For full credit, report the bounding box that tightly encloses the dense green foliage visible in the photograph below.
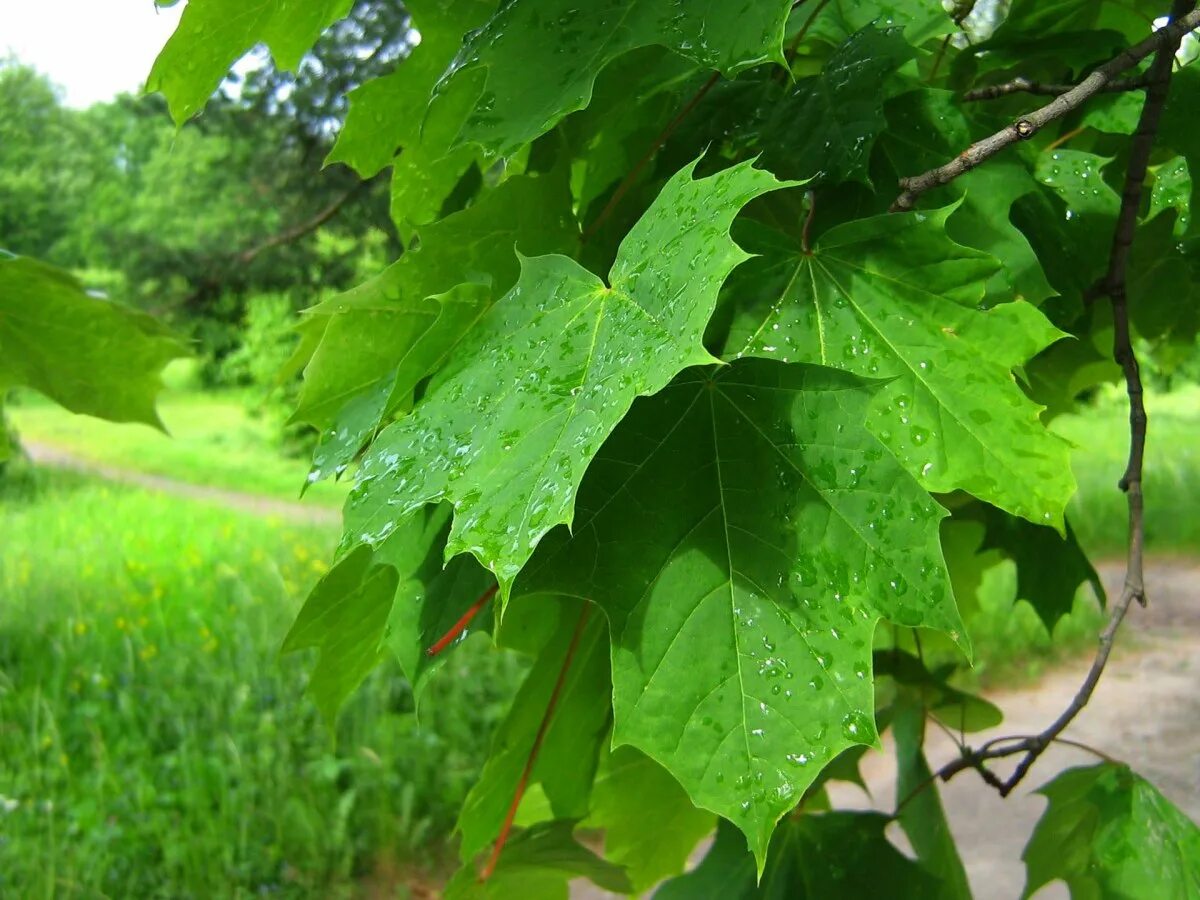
[138,0,1200,895]
[4,0,1200,896]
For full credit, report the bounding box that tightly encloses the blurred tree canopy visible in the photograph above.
[0,0,413,378]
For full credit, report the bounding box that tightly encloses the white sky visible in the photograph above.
[1,0,184,107]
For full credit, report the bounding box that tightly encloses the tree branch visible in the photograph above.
[906,0,1192,800]
[964,74,1150,101]
[890,8,1200,211]
[237,182,366,265]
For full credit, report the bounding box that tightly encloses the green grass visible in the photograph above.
[1055,383,1200,557]
[7,388,350,508]
[0,465,522,898]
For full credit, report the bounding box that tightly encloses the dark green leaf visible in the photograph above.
[880,89,1056,305]
[517,360,966,866]
[1160,68,1200,239]
[894,699,972,900]
[326,0,495,179]
[429,0,794,154]
[1023,763,1200,899]
[280,544,399,725]
[282,504,493,722]
[757,26,913,186]
[972,503,1105,632]
[582,746,716,892]
[456,600,610,863]
[656,812,942,898]
[446,819,633,899]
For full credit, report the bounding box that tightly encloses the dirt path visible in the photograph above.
[24,441,340,525]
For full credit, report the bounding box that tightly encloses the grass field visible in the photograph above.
[0,466,522,898]
[7,387,350,509]
[1055,383,1200,557]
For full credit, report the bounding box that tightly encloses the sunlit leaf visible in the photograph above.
[148,0,354,122]
[723,206,1074,529]
[341,160,791,591]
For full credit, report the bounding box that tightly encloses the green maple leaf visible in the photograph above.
[723,206,1075,529]
[326,0,495,178]
[0,255,185,448]
[803,0,955,47]
[282,503,493,723]
[1160,68,1200,239]
[280,544,398,725]
[971,503,1105,632]
[893,698,973,900]
[1146,157,1191,235]
[429,0,794,154]
[581,746,715,892]
[656,812,941,898]
[293,170,577,480]
[516,360,966,866]
[341,160,792,591]
[757,25,913,187]
[1023,763,1200,899]
[880,89,1056,305]
[147,0,353,122]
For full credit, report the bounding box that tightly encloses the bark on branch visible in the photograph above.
[906,0,1194,801]
[964,74,1150,101]
[891,8,1200,211]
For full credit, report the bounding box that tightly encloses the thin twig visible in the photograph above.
[479,604,591,881]
[903,0,1192,802]
[425,585,497,658]
[581,72,720,244]
[964,74,1150,101]
[890,8,1200,211]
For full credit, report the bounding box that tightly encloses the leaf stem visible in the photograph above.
[479,603,592,881]
[800,190,816,254]
[425,585,497,658]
